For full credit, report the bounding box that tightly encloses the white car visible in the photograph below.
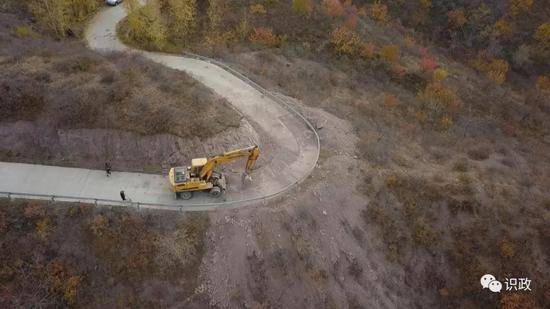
[106,0,123,6]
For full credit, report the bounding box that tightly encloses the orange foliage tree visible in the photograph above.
[344,11,358,30]
[249,27,281,48]
[473,54,510,85]
[370,0,389,23]
[420,55,438,72]
[494,19,513,38]
[330,26,360,55]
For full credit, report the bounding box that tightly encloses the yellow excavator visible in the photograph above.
[168,145,260,200]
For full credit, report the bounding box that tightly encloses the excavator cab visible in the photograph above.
[190,158,207,177]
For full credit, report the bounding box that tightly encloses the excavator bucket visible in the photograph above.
[242,172,253,186]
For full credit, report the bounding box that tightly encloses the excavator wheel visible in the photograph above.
[210,186,222,198]
[176,191,193,200]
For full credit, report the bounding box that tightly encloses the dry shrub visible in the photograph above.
[358,42,376,59]
[509,0,534,16]
[36,217,54,240]
[536,75,550,93]
[499,239,515,258]
[494,19,514,38]
[0,71,45,121]
[155,220,203,269]
[433,68,448,82]
[344,12,359,30]
[292,0,313,15]
[323,0,344,17]
[64,276,82,304]
[391,64,407,77]
[330,26,360,56]
[24,202,46,218]
[89,214,108,237]
[249,27,281,48]
[0,209,6,235]
[419,0,432,9]
[380,44,400,63]
[439,116,453,131]
[418,82,460,113]
[47,259,67,290]
[205,30,236,48]
[413,218,438,246]
[534,23,550,43]
[234,18,250,41]
[420,55,438,72]
[384,93,399,108]
[472,54,510,85]
[370,0,389,23]
[467,146,492,161]
[447,9,466,28]
[13,25,31,38]
[500,292,537,309]
[404,36,416,48]
[249,3,267,15]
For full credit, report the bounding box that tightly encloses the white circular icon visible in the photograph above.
[480,274,496,289]
[489,280,502,293]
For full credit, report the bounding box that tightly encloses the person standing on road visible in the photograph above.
[105,162,112,177]
[120,190,126,201]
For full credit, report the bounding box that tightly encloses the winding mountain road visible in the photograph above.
[0,5,319,210]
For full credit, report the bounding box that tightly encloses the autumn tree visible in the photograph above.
[473,54,510,85]
[358,42,376,59]
[165,0,197,41]
[68,0,100,22]
[494,18,513,38]
[27,0,70,37]
[534,23,550,44]
[370,1,389,23]
[380,44,399,63]
[330,26,360,56]
[205,0,227,34]
[124,0,166,49]
[249,28,281,48]
[486,59,510,85]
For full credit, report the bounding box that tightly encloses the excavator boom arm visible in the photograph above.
[199,145,260,180]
